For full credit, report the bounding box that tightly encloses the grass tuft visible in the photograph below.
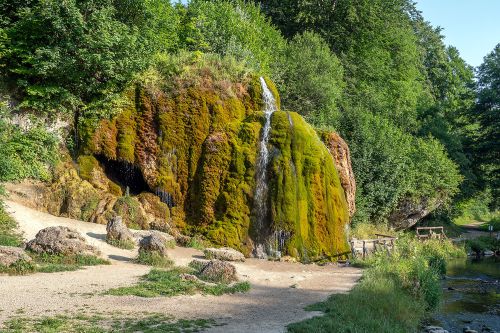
[136,251,173,267]
[106,267,250,297]
[107,238,136,250]
[2,313,216,333]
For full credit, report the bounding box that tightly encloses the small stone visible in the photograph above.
[483,250,494,256]
[204,247,245,262]
[0,246,32,267]
[424,326,448,333]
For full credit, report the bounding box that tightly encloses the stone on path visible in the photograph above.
[204,247,245,262]
[0,246,32,267]
[106,216,134,243]
[198,260,238,283]
[26,226,98,255]
[138,232,169,256]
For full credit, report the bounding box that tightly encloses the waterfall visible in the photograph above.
[253,77,278,258]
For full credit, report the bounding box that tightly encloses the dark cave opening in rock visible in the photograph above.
[96,156,150,195]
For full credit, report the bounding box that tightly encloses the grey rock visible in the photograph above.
[0,246,32,267]
[198,259,238,284]
[204,247,245,262]
[106,216,134,242]
[423,326,449,333]
[134,230,174,245]
[26,226,98,255]
[139,232,168,256]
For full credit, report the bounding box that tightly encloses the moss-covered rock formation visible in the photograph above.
[74,61,350,260]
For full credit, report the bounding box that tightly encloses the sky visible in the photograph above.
[415,0,500,67]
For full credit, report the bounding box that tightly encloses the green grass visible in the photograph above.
[288,235,466,333]
[478,215,500,232]
[0,205,22,247]
[31,253,110,273]
[0,252,110,275]
[107,238,136,250]
[136,250,174,267]
[1,313,216,333]
[106,267,250,297]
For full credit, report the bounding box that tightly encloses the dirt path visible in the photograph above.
[0,200,362,333]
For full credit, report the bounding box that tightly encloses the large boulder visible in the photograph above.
[0,246,32,267]
[106,216,134,242]
[138,232,169,257]
[389,196,444,230]
[26,226,98,255]
[198,260,238,284]
[204,247,245,262]
[320,131,357,218]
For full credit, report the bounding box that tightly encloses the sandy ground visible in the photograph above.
[0,200,362,333]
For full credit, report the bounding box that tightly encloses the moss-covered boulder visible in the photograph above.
[77,64,350,260]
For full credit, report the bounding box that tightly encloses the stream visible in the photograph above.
[431,257,500,332]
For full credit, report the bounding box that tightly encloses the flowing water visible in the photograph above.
[431,257,500,332]
[253,77,278,257]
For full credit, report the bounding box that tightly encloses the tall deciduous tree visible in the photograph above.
[474,43,500,207]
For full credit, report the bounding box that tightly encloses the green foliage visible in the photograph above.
[2,313,215,333]
[106,267,250,297]
[342,110,462,224]
[466,236,500,254]
[182,0,286,78]
[473,43,500,208]
[279,31,344,125]
[0,109,58,182]
[0,203,22,247]
[289,236,466,332]
[0,0,148,115]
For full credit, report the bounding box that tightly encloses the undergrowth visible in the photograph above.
[288,235,466,333]
[106,267,250,297]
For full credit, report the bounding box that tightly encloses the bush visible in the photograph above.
[0,111,59,182]
[0,202,22,247]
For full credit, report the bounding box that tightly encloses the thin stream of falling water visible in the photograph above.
[253,77,278,257]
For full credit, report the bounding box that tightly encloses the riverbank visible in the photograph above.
[288,236,466,332]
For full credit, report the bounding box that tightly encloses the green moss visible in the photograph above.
[79,68,349,260]
[113,196,148,229]
[268,111,350,260]
[76,155,99,182]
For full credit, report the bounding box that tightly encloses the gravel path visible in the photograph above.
[0,200,362,333]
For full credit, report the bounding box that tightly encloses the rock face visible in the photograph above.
[389,196,443,230]
[320,131,356,218]
[106,216,134,243]
[0,246,32,267]
[26,226,98,255]
[198,260,238,283]
[73,66,351,260]
[204,247,245,262]
[138,233,168,257]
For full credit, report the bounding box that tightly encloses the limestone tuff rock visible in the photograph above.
[77,71,351,260]
[198,259,238,284]
[0,246,32,267]
[106,216,134,243]
[138,232,169,257]
[389,195,444,230]
[134,230,174,245]
[204,247,245,262]
[320,131,356,218]
[26,226,98,255]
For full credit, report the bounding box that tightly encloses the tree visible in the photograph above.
[474,43,500,207]
[0,0,148,117]
[280,31,344,125]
